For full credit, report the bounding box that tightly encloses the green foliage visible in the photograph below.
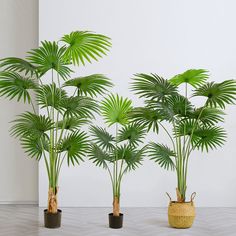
[149,143,176,170]
[61,96,98,118]
[36,83,67,110]
[193,80,236,109]
[0,71,38,103]
[187,107,225,125]
[61,31,111,65]
[129,107,159,132]
[10,112,53,138]
[63,74,113,97]
[101,94,132,126]
[0,57,37,76]
[131,73,177,100]
[57,117,88,131]
[118,123,146,146]
[192,126,227,152]
[27,41,72,79]
[90,126,115,151]
[170,69,209,87]
[88,144,111,169]
[21,135,49,160]
[59,131,89,165]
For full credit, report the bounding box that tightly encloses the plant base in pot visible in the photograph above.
[167,192,196,229]
[109,213,123,229]
[44,209,62,228]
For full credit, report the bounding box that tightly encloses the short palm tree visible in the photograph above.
[131,70,236,202]
[88,94,147,217]
[0,31,112,215]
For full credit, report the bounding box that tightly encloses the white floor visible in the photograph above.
[0,206,235,236]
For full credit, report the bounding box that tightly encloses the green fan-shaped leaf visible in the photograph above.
[61,96,98,118]
[61,31,111,66]
[59,131,89,165]
[193,80,236,109]
[90,126,115,151]
[10,112,54,138]
[170,69,209,87]
[187,107,225,125]
[175,119,198,137]
[101,94,132,126]
[131,73,177,100]
[149,143,176,170]
[118,123,146,146]
[0,71,38,103]
[192,126,227,152]
[63,74,113,97]
[0,57,37,76]
[56,117,89,131]
[88,144,111,169]
[129,107,160,133]
[36,83,67,110]
[21,135,49,160]
[27,41,72,79]
[116,145,144,171]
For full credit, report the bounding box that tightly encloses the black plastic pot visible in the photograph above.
[108,213,123,229]
[44,209,62,228]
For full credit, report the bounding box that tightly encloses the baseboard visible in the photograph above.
[0,201,38,205]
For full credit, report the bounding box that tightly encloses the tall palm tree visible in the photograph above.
[131,70,236,202]
[88,94,147,217]
[0,31,112,215]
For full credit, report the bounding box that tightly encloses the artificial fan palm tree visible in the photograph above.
[0,30,112,228]
[131,70,236,203]
[88,94,146,228]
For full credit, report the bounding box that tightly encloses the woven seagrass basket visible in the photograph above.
[167,192,196,229]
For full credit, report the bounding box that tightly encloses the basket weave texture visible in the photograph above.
[168,201,195,228]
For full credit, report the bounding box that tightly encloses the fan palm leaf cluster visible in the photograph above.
[131,69,236,202]
[88,94,147,216]
[0,30,112,213]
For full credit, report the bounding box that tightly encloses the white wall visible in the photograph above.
[0,0,38,203]
[39,0,236,207]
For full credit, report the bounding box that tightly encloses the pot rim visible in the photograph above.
[169,201,194,204]
[44,209,62,214]
[108,213,123,217]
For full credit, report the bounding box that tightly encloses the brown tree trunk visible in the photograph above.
[113,196,120,216]
[47,187,58,213]
[176,188,184,202]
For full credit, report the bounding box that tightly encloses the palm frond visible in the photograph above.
[0,57,37,76]
[27,41,72,79]
[175,119,198,137]
[90,126,115,151]
[57,117,89,131]
[0,71,38,103]
[21,135,49,160]
[63,74,113,97]
[170,69,209,87]
[61,31,111,66]
[59,131,88,165]
[128,107,160,132]
[116,145,144,171]
[131,73,177,100]
[36,83,67,110]
[101,94,132,126]
[118,123,146,146]
[187,107,225,125]
[148,143,176,170]
[88,144,111,169]
[61,96,98,118]
[10,112,53,138]
[193,80,236,109]
[192,126,227,152]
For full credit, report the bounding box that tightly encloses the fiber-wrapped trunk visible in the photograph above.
[176,188,185,202]
[48,187,58,213]
[113,196,120,216]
